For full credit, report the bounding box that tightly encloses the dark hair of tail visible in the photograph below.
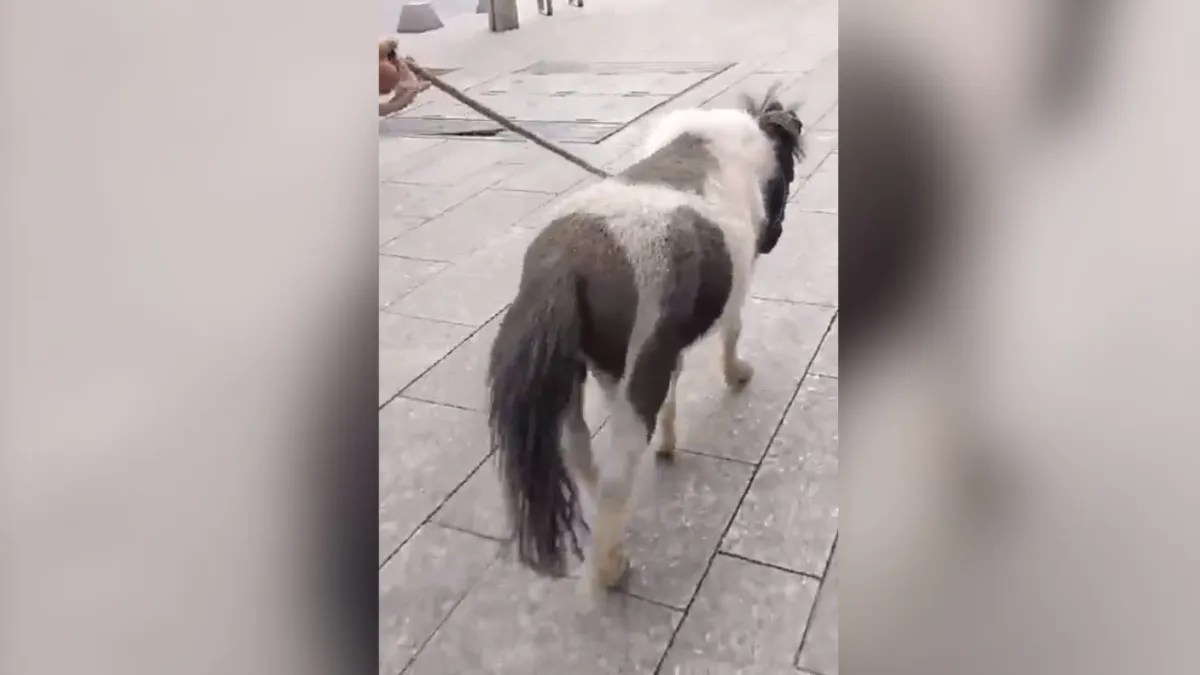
[487,269,584,576]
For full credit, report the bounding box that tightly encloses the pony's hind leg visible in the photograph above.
[589,397,651,590]
[654,363,682,460]
[589,344,680,590]
[562,366,597,498]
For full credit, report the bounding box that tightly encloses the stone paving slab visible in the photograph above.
[792,153,838,214]
[379,398,492,564]
[817,104,839,132]
[431,457,509,541]
[382,188,553,262]
[379,137,447,176]
[379,255,447,310]
[379,524,498,675]
[699,72,804,111]
[623,452,756,609]
[494,158,591,194]
[405,561,681,675]
[669,298,834,463]
[796,547,839,675]
[379,212,426,248]
[811,318,838,378]
[723,377,839,576]
[658,554,819,674]
[482,70,720,97]
[751,211,839,306]
[793,52,840,128]
[379,313,473,405]
[387,226,537,326]
[794,129,839,186]
[377,175,503,219]
[384,140,524,186]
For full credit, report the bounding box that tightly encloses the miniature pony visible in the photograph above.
[487,91,803,590]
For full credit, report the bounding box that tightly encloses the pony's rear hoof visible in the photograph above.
[595,547,631,589]
[655,432,678,461]
[724,359,755,389]
[576,548,631,606]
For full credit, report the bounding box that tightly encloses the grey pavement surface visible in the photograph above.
[379,0,838,672]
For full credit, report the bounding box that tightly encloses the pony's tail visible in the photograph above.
[487,266,584,576]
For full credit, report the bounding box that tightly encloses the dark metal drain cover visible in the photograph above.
[381,61,733,144]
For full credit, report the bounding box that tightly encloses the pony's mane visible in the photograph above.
[740,84,805,160]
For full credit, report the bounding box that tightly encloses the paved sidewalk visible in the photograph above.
[379,1,837,672]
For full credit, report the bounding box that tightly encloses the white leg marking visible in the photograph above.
[561,377,597,500]
[655,365,682,459]
[722,311,754,388]
[588,398,648,591]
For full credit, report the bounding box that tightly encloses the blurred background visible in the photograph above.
[842,1,1200,673]
[378,0,479,33]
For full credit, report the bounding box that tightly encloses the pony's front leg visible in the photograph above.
[721,311,754,388]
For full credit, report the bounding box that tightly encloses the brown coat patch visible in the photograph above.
[619,133,718,195]
[522,212,639,380]
[626,208,733,433]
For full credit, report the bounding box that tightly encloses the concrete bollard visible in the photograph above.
[397,1,444,33]
[489,0,519,32]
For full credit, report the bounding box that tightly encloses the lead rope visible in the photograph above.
[405,62,613,179]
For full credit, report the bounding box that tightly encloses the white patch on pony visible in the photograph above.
[637,107,775,290]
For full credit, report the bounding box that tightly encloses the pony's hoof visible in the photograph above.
[595,547,630,589]
[655,432,677,460]
[724,359,754,389]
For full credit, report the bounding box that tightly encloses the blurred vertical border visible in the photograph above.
[841,1,1200,674]
[0,0,380,673]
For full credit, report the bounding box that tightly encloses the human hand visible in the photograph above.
[378,39,400,63]
[389,80,430,103]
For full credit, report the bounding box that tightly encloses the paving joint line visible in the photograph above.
[379,262,458,311]
[379,309,478,329]
[749,296,837,309]
[675,447,757,467]
[716,549,823,582]
[652,311,838,674]
[434,520,510,544]
[378,303,510,411]
[380,449,498,570]
[598,60,761,150]
[379,182,566,309]
[398,548,505,675]
[427,447,506,536]
[616,588,688,614]
[379,252,453,264]
[381,167,510,228]
[789,147,836,197]
[794,533,837,669]
[692,60,771,109]
[396,394,478,412]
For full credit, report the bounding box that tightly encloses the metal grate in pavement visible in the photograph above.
[382,60,733,144]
